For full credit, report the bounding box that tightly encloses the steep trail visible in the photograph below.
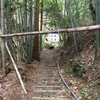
[31,49,74,100]
[1,49,77,100]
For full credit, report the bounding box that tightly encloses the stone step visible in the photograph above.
[39,78,60,81]
[37,82,63,86]
[37,83,63,86]
[39,77,66,80]
[32,97,68,100]
[34,89,65,93]
[34,86,63,88]
[34,86,64,90]
[32,92,62,97]
[37,79,62,83]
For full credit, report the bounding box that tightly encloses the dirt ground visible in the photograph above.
[0,47,100,100]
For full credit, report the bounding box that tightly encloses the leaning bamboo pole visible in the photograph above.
[5,42,27,94]
[1,0,6,76]
[0,24,100,38]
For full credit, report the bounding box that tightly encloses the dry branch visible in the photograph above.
[0,25,100,37]
[5,42,27,94]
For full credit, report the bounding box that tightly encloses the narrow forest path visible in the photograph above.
[1,47,99,100]
[31,49,74,100]
[2,49,79,100]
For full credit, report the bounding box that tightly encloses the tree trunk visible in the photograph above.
[33,0,40,61]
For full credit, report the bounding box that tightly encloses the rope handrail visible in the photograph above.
[56,61,79,100]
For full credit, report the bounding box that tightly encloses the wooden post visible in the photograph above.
[1,0,6,76]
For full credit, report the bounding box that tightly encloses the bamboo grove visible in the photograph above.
[0,0,100,76]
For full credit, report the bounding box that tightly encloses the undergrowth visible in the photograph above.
[69,59,86,77]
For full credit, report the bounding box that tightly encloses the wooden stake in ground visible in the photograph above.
[1,0,6,76]
[5,42,27,94]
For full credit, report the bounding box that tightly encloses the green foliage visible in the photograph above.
[92,79,100,86]
[28,65,36,70]
[90,63,96,70]
[69,0,92,26]
[43,0,67,29]
[5,0,95,55]
[2,0,99,63]
[4,0,35,63]
[81,88,89,100]
[92,73,100,86]
[65,0,84,54]
[97,92,100,99]
[42,43,52,49]
[69,59,85,77]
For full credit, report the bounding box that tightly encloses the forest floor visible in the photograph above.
[0,46,100,100]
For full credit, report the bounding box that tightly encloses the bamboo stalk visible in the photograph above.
[5,42,27,94]
[0,25,100,38]
[95,0,100,59]
[1,0,6,76]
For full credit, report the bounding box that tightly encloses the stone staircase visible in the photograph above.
[32,68,73,100]
[31,50,74,100]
